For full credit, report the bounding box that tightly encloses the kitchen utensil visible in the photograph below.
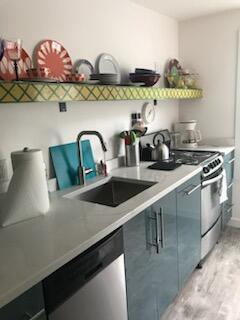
[49,140,96,190]
[0,44,32,81]
[96,53,121,84]
[134,127,147,136]
[130,131,137,144]
[125,140,140,167]
[0,148,49,227]
[148,160,181,171]
[129,73,160,87]
[153,133,170,161]
[35,40,72,81]
[153,130,171,149]
[75,59,94,80]
[119,130,129,139]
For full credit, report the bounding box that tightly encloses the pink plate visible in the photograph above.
[35,40,72,81]
[0,48,32,81]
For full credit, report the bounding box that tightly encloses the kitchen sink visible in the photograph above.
[65,177,156,207]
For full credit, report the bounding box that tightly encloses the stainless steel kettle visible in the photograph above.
[153,133,170,161]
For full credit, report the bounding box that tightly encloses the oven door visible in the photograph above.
[201,172,223,236]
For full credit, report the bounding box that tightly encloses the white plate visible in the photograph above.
[97,53,121,84]
[75,59,94,80]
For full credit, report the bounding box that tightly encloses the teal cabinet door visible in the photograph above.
[123,191,178,320]
[0,283,46,320]
[152,191,179,318]
[177,174,201,289]
[123,207,158,320]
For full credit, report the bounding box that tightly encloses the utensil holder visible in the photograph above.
[125,141,140,167]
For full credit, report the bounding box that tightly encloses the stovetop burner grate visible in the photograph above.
[171,150,218,165]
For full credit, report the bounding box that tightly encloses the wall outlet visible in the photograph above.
[0,159,8,182]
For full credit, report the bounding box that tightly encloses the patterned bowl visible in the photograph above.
[65,73,85,83]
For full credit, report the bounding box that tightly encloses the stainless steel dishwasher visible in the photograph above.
[43,228,128,320]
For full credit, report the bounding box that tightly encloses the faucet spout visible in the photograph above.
[76,131,107,185]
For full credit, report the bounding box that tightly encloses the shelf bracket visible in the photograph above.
[59,102,67,112]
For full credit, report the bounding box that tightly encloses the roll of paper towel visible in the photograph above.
[0,148,49,227]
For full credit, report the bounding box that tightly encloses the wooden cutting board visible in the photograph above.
[49,140,96,190]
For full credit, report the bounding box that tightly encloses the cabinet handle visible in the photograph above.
[155,211,161,254]
[24,309,45,320]
[184,184,201,196]
[159,208,165,249]
[148,214,160,253]
[228,158,235,164]
[227,204,234,213]
[228,182,234,189]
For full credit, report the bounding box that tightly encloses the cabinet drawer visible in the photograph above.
[0,283,46,320]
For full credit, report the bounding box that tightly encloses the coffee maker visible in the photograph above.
[174,120,202,148]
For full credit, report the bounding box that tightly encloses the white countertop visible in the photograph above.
[0,162,202,308]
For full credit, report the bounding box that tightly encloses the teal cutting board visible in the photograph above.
[49,140,96,190]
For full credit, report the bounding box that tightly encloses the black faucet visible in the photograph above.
[76,131,107,185]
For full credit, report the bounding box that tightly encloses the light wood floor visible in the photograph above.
[162,227,240,320]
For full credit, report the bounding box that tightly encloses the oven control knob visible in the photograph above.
[214,160,218,166]
[209,163,214,169]
[203,167,210,174]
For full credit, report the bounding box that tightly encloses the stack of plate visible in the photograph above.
[90,73,119,85]
[91,53,121,85]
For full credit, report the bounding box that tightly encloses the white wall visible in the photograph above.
[0,0,179,180]
[179,10,240,225]
[179,10,240,139]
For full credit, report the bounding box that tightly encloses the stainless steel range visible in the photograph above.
[172,150,224,261]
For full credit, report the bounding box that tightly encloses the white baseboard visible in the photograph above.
[228,218,240,228]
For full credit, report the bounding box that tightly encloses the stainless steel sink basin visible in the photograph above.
[65,177,156,207]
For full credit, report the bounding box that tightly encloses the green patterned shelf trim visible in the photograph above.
[0,81,203,103]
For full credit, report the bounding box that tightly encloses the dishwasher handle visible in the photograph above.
[24,309,45,320]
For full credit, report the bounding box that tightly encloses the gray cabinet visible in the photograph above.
[177,174,201,288]
[222,151,235,229]
[0,283,46,320]
[123,190,178,320]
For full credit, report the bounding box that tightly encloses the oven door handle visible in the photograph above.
[202,174,223,187]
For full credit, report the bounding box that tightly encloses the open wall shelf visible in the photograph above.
[0,81,203,103]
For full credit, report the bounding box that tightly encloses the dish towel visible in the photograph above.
[220,169,228,204]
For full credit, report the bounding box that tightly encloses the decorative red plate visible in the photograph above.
[35,40,72,81]
[0,48,32,80]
